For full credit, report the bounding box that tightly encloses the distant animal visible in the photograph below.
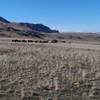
[41,40,49,43]
[51,39,58,43]
[27,40,33,42]
[68,41,71,44]
[34,40,49,43]
[61,40,66,43]
[34,40,39,43]
[12,39,21,42]
[21,40,27,42]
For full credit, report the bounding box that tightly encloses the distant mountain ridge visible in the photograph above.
[0,16,59,38]
[0,16,10,23]
[19,23,59,33]
[0,16,100,40]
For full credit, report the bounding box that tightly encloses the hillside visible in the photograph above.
[0,16,59,38]
[0,16,100,41]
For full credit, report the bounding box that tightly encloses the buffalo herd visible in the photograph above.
[12,39,67,43]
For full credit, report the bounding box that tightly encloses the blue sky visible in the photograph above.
[0,0,100,32]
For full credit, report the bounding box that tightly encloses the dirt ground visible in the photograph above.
[0,38,100,100]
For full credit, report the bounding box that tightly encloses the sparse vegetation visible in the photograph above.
[0,42,100,100]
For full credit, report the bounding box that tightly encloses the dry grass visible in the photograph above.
[0,43,100,100]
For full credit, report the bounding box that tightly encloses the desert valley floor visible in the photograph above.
[0,38,100,100]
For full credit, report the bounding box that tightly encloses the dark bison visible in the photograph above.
[27,40,33,42]
[39,40,49,43]
[61,40,66,43]
[21,40,27,42]
[68,41,71,44]
[51,40,58,43]
[34,40,40,43]
[42,40,49,43]
[12,39,21,42]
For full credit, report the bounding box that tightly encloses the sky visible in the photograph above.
[0,0,100,32]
